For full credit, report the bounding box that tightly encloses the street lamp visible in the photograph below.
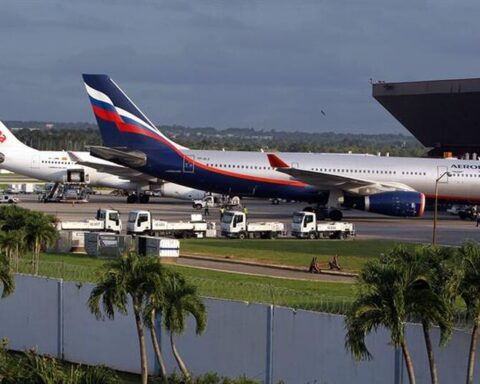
[432,171,452,246]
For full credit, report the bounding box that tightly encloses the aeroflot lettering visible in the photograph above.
[451,164,480,169]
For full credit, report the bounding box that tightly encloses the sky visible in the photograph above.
[1,0,480,133]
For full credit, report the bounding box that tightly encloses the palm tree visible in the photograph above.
[345,260,443,384]
[0,230,26,272]
[161,272,207,381]
[24,213,57,275]
[88,253,165,384]
[143,275,168,382]
[458,241,480,384]
[383,246,459,384]
[0,254,14,298]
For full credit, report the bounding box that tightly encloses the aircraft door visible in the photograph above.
[183,155,195,173]
[31,153,40,169]
[437,166,449,183]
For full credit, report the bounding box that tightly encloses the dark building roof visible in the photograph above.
[373,78,480,156]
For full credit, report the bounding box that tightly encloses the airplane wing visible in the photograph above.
[67,151,156,183]
[267,153,416,195]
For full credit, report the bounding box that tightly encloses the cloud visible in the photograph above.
[0,0,479,133]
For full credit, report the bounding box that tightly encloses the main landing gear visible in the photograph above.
[126,193,150,204]
[302,206,343,221]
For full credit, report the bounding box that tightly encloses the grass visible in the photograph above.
[180,238,415,272]
[16,253,357,313]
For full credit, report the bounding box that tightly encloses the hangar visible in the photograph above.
[373,78,480,158]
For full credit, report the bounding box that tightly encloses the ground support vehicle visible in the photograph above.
[0,194,18,204]
[56,209,122,233]
[127,210,213,238]
[291,211,355,239]
[458,205,478,220]
[220,211,284,239]
[193,195,241,210]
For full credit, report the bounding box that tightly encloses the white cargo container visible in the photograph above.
[137,236,180,260]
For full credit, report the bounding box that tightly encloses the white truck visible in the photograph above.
[127,210,211,238]
[220,211,285,239]
[56,209,122,233]
[193,195,241,210]
[291,211,355,239]
[0,194,19,204]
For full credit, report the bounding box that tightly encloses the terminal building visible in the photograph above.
[373,77,480,158]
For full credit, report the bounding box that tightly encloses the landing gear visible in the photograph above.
[303,206,343,221]
[127,194,138,204]
[329,209,343,221]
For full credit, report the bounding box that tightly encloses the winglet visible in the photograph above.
[267,153,290,168]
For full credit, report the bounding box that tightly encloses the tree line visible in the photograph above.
[5,121,425,156]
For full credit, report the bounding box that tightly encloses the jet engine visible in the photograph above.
[343,191,425,217]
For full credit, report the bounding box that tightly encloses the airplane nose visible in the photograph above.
[0,153,5,164]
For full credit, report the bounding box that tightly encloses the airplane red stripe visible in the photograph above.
[92,105,307,187]
[424,193,480,201]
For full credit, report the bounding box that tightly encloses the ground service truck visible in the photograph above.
[220,211,285,239]
[127,210,211,238]
[56,209,122,233]
[291,211,355,239]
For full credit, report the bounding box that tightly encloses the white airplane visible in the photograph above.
[82,74,480,220]
[0,122,210,204]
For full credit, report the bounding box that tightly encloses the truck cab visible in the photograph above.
[221,211,246,237]
[96,209,122,233]
[292,211,316,237]
[127,210,151,234]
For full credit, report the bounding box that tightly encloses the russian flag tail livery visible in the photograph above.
[82,74,186,153]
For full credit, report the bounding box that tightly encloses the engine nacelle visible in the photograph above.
[343,191,425,217]
[159,183,207,201]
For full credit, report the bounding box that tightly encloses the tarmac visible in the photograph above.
[15,193,480,246]
[12,193,480,282]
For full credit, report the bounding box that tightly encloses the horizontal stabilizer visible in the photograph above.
[89,146,147,168]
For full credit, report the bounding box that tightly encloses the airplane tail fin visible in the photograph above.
[0,122,31,150]
[82,74,186,154]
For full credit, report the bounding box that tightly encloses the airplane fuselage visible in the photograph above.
[139,148,480,203]
[1,149,139,190]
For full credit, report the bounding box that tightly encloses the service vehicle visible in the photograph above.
[458,205,478,220]
[127,210,210,238]
[56,208,122,233]
[0,194,19,204]
[220,211,284,239]
[291,211,355,239]
[193,195,241,210]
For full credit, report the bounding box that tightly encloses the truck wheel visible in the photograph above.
[238,232,246,240]
[193,203,202,210]
[308,231,317,240]
[272,199,280,205]
[140,195,150,204]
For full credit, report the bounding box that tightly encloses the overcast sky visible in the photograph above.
[1,0,480,133]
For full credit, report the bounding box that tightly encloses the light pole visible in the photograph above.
[432,171,451,246]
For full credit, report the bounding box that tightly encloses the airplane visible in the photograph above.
[0,122,211,204]
[82,74,480,220]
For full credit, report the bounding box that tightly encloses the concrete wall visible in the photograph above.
[1,274,479,383]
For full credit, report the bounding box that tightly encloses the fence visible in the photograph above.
[0,274,478,383]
